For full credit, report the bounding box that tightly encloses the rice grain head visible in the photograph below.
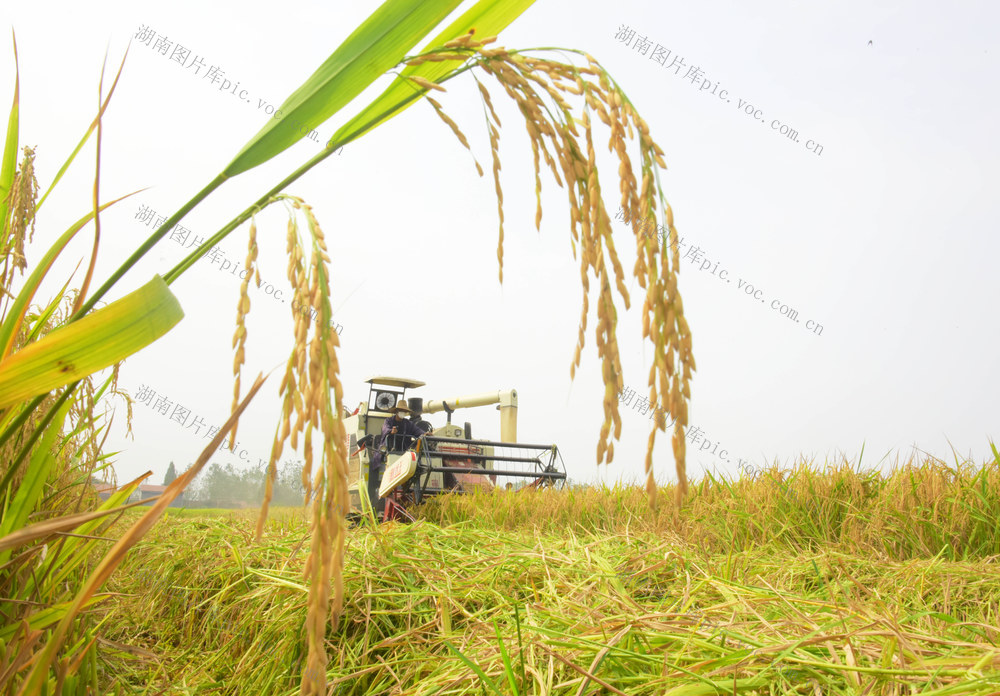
[2,146,39,290]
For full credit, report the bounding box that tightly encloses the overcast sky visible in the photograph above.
[4,0,998,489]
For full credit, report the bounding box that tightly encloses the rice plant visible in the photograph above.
[0,0,697,692]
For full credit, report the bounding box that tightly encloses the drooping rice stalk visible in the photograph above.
[405,36,694,507]
[214,195,349,695]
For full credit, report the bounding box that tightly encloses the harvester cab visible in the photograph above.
[343,376,567,522]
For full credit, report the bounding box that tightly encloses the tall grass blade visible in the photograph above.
[0,384,76,496]
[445,640,506,696]
[34,46,129,213]
[514,602,527,693]
[0,30,18,239]
[0,398,70,566]
[0,497,149,554]
[494,618,520,696]
[73,51,110,315]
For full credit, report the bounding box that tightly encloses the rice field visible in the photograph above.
[0,10,718,691]
[96,454,1000,695]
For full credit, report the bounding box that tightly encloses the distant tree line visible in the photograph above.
[180,460,306,508]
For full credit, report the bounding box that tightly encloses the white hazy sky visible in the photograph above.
[3,0,998,488]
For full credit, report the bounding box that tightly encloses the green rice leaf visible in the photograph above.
[35,46,129,213]
[0,192,138,360]
[445,640,506,695]
[494,618,520,696]
[331,0,536,146]
[0,276,183,409]
[0,31,19,240]
[0,398,70,566]
[223,0,464,176]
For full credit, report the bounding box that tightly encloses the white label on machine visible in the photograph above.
[379,451,417,498]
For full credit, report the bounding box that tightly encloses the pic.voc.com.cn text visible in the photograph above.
[614,208,825,338]
[613,24,825,158]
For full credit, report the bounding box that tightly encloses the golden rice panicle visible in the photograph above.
[481,111,505,285]
[606,98,689,507]
[408,74,447,92]
[479,59,551,282]
[302,480,330,696]
[585,59,686,502]
[566,108,596,342]
[408,46,692,503]
[531,137,543,230]
[271,198,349,695]
[493,142,506,283]
[2,146,39,290]
[424,95,484,177]
[570,284,589,380]
[257,205,308,541]
[404,51,472,67]
[595,195,630,312]
[443,30,479,50]
[476,77,502,127]
[582,115,626,464]
[229,216,259,450]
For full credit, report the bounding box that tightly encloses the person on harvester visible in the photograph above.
[368,400,430,517]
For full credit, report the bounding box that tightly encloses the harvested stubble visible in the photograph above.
[420,453,1000,562]
[96,453,1000,695]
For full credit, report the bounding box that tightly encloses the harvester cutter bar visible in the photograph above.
[418,435,562,471]
[406,436,567,504]
[422,436,558,451]
[420,451,548,465]
[422,465,565,480]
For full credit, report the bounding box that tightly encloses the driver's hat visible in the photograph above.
[391,400,412,414]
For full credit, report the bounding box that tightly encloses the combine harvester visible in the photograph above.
[344,377,567,521]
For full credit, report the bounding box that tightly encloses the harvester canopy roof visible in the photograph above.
[365,376,426,389]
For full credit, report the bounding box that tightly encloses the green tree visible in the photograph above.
[162,461,177,486]
[275,460,306,506]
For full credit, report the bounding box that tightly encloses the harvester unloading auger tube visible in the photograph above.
[342,377,568,522]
